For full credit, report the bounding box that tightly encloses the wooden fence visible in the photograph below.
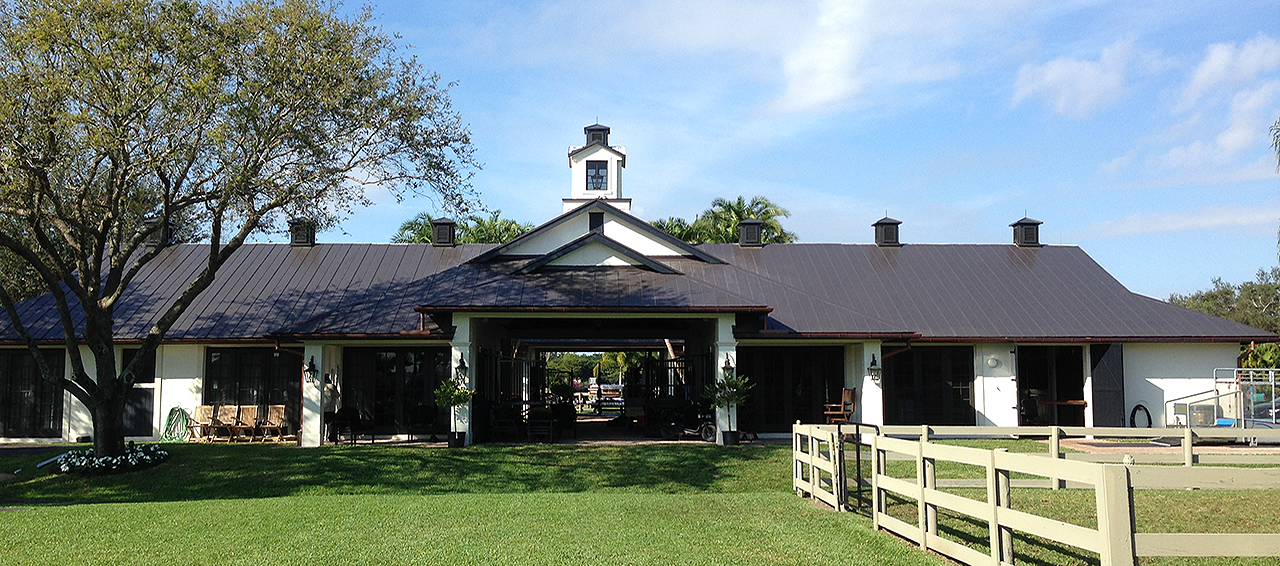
[793,423,1280,565]
[792,424,845,511]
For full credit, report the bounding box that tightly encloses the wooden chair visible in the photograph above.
[824,388,856,424]
[259,404,288,442]
[186,405,216,442]
[211,404,239,442]
[230,405,259,441]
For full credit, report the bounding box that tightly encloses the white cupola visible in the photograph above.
[564,123,631,213]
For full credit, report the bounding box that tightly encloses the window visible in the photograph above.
[586,161,607,191]
[204,348,302,429]
[0,349,63,438]
[589,212,604,232]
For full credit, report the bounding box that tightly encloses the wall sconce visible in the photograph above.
[986,357,1000,369]
[722,356,735,377]
[867,354,882,385]
[456,355,467,377]
[303,356,320,384]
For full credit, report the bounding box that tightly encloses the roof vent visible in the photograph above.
[873,217,902,247]
[431,217,457,247]
[584,123,610,147]
[142,216,172,248]
[589,212,605,234]
[738,218,764,247]
[1010,217,1042,248]
[288,218,316,247]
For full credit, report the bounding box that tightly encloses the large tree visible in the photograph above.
[651,195,797,244]
[0,0,478,455]
[1170,268,1280,367]
[392,210,532,244]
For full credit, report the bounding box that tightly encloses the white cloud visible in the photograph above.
[1098,150,1135,175]
[1161,80,1280,168]
[1081,205,1280,238]
[1177,34,1280,112]
[1012,39,1134,118]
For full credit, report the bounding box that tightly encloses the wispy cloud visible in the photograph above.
[1161,80,1280,168]
[1177,34,1280,112]
[1080,204,1280,238]
[1012,39,1136,118]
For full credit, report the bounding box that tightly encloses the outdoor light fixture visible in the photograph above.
[722,356,735,377]
[867,354,882,385]
[986,357,1000,369]
[303,356,320,384]
[456,355,467,377]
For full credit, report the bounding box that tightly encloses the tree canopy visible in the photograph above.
[1170,267,1280,367]
[392,210,532,244]
[0,0,478,455]
[651,195,797,244]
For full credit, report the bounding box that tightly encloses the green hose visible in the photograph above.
[159,406,190,442]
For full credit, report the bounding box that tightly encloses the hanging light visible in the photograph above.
[456,355,467,377]
[722,356,734,377]
[868,354,882,385]
[303,356,320,384]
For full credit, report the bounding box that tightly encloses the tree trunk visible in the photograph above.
[91,393,128,457]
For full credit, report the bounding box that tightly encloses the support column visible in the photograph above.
[714,315,737,446]
[451,314,474,446]
[860,341,884,426]
[299,344,328,447]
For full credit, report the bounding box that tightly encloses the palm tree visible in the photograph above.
[391,210,533,244]
[651,217,708,242]
[700,196,798,244]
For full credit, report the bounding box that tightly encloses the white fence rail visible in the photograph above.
[793,423,1280,565]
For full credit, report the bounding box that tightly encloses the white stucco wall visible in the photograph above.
[156,344,203,433]
[1123,342,1240,427]
[569,144,624,199]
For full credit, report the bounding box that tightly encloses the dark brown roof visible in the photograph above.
[0,241,1271,343]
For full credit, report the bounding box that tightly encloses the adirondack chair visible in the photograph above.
[186,405,216,442]
[230,405,259,441]
[259,404,288,441]
[211,404,239,442]
[824,388,856,424]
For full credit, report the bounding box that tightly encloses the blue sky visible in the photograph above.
[319,0,1280,300]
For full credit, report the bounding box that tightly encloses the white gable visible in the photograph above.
[503,211,685,257]
[546,242,644,267]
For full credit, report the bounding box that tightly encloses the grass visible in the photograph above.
[0,443,947,566]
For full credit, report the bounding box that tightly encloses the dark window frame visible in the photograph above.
[586,160,608,191]
[0,349,64,438]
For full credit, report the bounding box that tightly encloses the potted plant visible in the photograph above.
[704,370,753,446]
[434,376,474,447]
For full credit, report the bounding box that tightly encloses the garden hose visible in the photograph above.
[160,407,191,442]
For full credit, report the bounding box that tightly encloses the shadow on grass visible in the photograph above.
[0,443,789,505]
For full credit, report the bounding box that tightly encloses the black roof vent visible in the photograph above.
[288,218,316,247]
[1010,217,1043,248]
[143,216,173,248]
[589,212,605,234]
[738,218,764,247]
[431,217,457,247]
[873,217,902,247]
[584,123,610,147]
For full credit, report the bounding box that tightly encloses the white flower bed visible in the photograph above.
[56,443,169,475]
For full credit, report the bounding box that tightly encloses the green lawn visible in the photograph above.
[0,443,946,566]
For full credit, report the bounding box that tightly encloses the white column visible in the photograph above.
[450,313,474,446]
[859,341,884,426]
[299,344,325,447]
[713,315,737,445]
[1082,344,1095,428]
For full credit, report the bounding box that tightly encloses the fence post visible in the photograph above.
[1095,464,1137,566]
[1183,426,1194,467]
[916,424,931,550]
[1050,425,1063,490]
[833,426,847,512]
[871,432,882,531]
[921,424,937,538]
[994,448,1014,563]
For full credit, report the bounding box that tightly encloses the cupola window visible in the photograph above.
[586,161,607,191]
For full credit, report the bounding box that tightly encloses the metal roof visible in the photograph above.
[0,241,1272,342]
